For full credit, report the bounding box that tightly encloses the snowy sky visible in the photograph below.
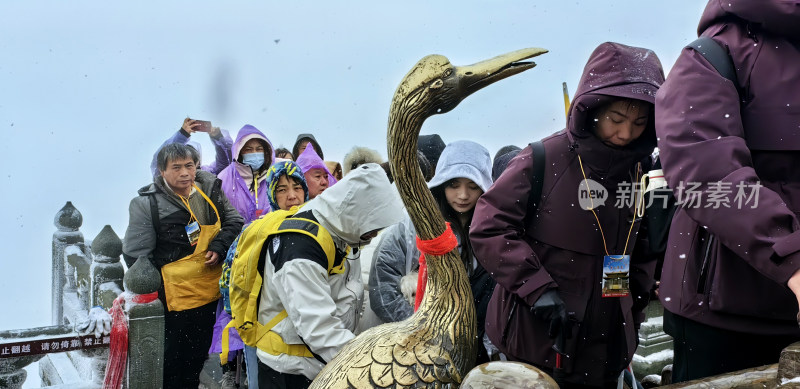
[0,1,705,331]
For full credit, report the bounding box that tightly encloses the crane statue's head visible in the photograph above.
[392,47,548,117]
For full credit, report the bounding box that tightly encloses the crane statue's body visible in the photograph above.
[310,47,547,389]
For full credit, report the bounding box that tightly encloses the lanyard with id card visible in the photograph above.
[602,255,631,297]
[179,193,202,246]
[578,156,645,298]
[185,221,201,246]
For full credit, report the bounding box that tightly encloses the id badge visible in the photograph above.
[602,255,630,297]
[185,221,201,246]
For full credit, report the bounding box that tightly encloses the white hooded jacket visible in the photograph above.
[256,163,403,379]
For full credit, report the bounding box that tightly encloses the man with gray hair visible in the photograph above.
[123,143,243,388]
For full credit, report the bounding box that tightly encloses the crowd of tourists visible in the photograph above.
[112,1,800,388]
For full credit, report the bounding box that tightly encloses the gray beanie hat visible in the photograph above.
[427,140,493,193]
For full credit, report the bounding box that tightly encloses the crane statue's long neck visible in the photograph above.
[387,87,476,368]
[388,90,445,239]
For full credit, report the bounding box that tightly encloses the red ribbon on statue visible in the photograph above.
[102,291,159,389]
[414,222,458,311]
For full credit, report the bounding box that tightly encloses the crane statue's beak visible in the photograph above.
[456,47,548,98]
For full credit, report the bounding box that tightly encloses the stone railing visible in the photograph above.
[0,202,164,388]
[0,325,109,388]
[656,342,800,388]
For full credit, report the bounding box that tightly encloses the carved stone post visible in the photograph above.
[53,202,84,325]
[123,256,164,389]
[90,225,124,309]
[76,225,126,384]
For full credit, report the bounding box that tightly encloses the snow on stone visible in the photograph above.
[633,349,672,364]
[98,282,122,294]
[639,315,663,331]
[64,244,84,257]
[781,376,800,386]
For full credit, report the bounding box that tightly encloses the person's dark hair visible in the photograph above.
[157,143,200,172]
[275,147,292,159]
[418,150,433,182]
[430,180,476,276]
[494,145,521,163]
[492,148,522,181]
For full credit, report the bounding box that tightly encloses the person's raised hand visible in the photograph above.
[182,117,200,134]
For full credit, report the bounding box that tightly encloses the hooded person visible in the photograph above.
[292,133,324,161]
[325,161,343,181]
[255,163,403,386]
[266,160,310,211]
[655,1,800,381]
[217,124,276,224]
[370,140,496,364]
[296,143,337,199]
[342,146,384,176]
[470,42,665,387]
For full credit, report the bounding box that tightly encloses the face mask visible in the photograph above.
[242,153,265,170]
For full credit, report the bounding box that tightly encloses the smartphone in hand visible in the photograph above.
[194,120,212,133]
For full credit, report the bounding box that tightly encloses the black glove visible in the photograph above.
[531,290,566,339]
[532,290,575,355]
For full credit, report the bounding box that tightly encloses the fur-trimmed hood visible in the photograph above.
[343,146,384,175]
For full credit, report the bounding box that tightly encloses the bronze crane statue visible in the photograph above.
[310,47,548,388]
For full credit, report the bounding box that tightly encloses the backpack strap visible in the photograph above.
[686,37,739,88]
[527,140,546,214]
[276,217,340,274]
[148,194,160,230]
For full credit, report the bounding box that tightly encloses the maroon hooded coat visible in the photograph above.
[656,0,800,336]
[470,42,664,386]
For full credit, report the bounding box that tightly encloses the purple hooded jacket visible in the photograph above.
[295,143,338,187]
[655,0,800,335]
[216,125,275,224]
[470,42,663,386]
